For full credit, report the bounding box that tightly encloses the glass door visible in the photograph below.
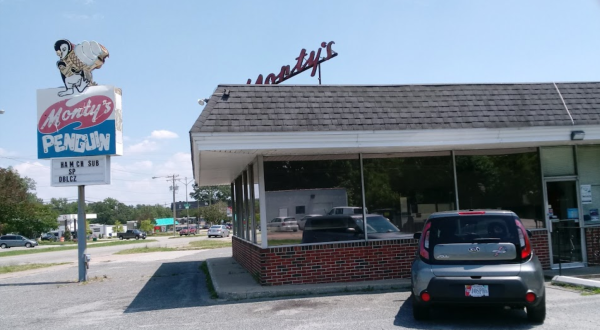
[546,180,584,267]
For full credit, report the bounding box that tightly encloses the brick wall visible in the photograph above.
[233,236,418,286]
[233,229,552,286]
[585,227,600,266]
[530,229,550,269]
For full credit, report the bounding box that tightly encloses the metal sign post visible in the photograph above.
[77,185,88,282]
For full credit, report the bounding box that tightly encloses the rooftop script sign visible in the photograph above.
[247,41,337,84]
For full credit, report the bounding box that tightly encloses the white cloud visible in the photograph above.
[150,130,178,139]
[126,140,159,154]
[0,148,17,156]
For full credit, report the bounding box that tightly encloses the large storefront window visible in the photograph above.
[263,156,363,246]
[455,149,544,229]
[578,145,600,225]
[362,153,455,233]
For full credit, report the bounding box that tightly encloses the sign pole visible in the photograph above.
[77,185,88,282]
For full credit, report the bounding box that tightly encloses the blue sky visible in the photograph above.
[1,0,600,206]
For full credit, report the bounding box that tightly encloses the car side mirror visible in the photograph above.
[526,229,532,238]
[413,232,421,240]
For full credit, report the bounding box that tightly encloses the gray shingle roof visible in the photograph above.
[190,82,600,133]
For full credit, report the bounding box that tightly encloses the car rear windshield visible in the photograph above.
[426,214,521,264]
[429,215,519,245]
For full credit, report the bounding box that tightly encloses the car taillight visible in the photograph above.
[281,222,286,226]
[419,222,431,259]
[525,292,536,303]
[515,219,532,259]
[421,292,431,302]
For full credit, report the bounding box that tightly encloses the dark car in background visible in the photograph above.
[410,210,545,323]
[40,233,58,242]
[301,214,406,244]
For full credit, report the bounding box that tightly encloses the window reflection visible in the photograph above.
[455,151,544,229]
[363,155,455,233]
[263,157,363,246]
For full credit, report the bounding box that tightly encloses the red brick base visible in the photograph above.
[233,229,552,286]
[530,229,550,269]
[585,227,600,266]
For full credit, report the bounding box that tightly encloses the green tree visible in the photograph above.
[191,185,231,205]
[114,220,124,233]
[200,202,228,224]
[0,167,58,237]
[140,219,154,233]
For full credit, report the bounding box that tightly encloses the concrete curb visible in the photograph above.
[217,280,412,301]
[551,275,600,289]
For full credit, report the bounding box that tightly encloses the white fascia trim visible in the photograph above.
[191,125,600,152]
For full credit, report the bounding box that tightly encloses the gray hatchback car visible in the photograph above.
[411,210,545,323]
[0,235,39,249]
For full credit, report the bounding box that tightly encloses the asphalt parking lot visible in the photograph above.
[2,245,600,330]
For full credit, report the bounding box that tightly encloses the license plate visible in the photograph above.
[465,284,489,297]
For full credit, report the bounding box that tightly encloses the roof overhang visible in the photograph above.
[191,125,600,186]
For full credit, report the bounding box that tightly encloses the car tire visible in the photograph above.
[119,236,123,240]
[527,295,546,323]
[25,243,32,248]
[135,236,140,240]
[412,294,429,321]
[0,243,7,249]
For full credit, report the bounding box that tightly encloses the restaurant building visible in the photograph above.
[190,82,600,285]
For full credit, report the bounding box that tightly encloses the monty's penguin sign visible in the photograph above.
[37,39,122,159]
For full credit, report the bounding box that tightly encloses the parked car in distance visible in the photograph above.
[225,222,232,230]
[327,206,367,215]
[40,233,58,242]
[179,228,197,236]
[301,214,405,244]
[0,235,39,249]
[411,210,545,323]
[267,217,299,232]
[298,214,322,230]
[208,225,230,238]
[117,229,147,240]
[201,224,210,230]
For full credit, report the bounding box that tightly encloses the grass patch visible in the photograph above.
[188,240,232,249]
[267,239,302,246]
[552,282,600,295]
[0,262,71,274]
[200,261,218,299]
[115,246,178,255]
[0,239,157,258]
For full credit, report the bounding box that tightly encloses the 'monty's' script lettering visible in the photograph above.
[247,41,337,85]
[38,95,114,134]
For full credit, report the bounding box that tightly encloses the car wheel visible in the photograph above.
[25,243,32,248]
[1,243,7,249]
[135,236,140,240]
[412,294,429,321]
[142,237,146,240]
[527,295,546,323]
[119,236,123,240]
[227,233,230,237]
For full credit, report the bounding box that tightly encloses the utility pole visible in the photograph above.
[153,174,179,236]
[177,177,194,231]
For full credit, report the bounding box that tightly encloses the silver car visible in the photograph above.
[411,210,545,323]
[267,217,299,232]
[0,235,39,249]
[207,225,230,238]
